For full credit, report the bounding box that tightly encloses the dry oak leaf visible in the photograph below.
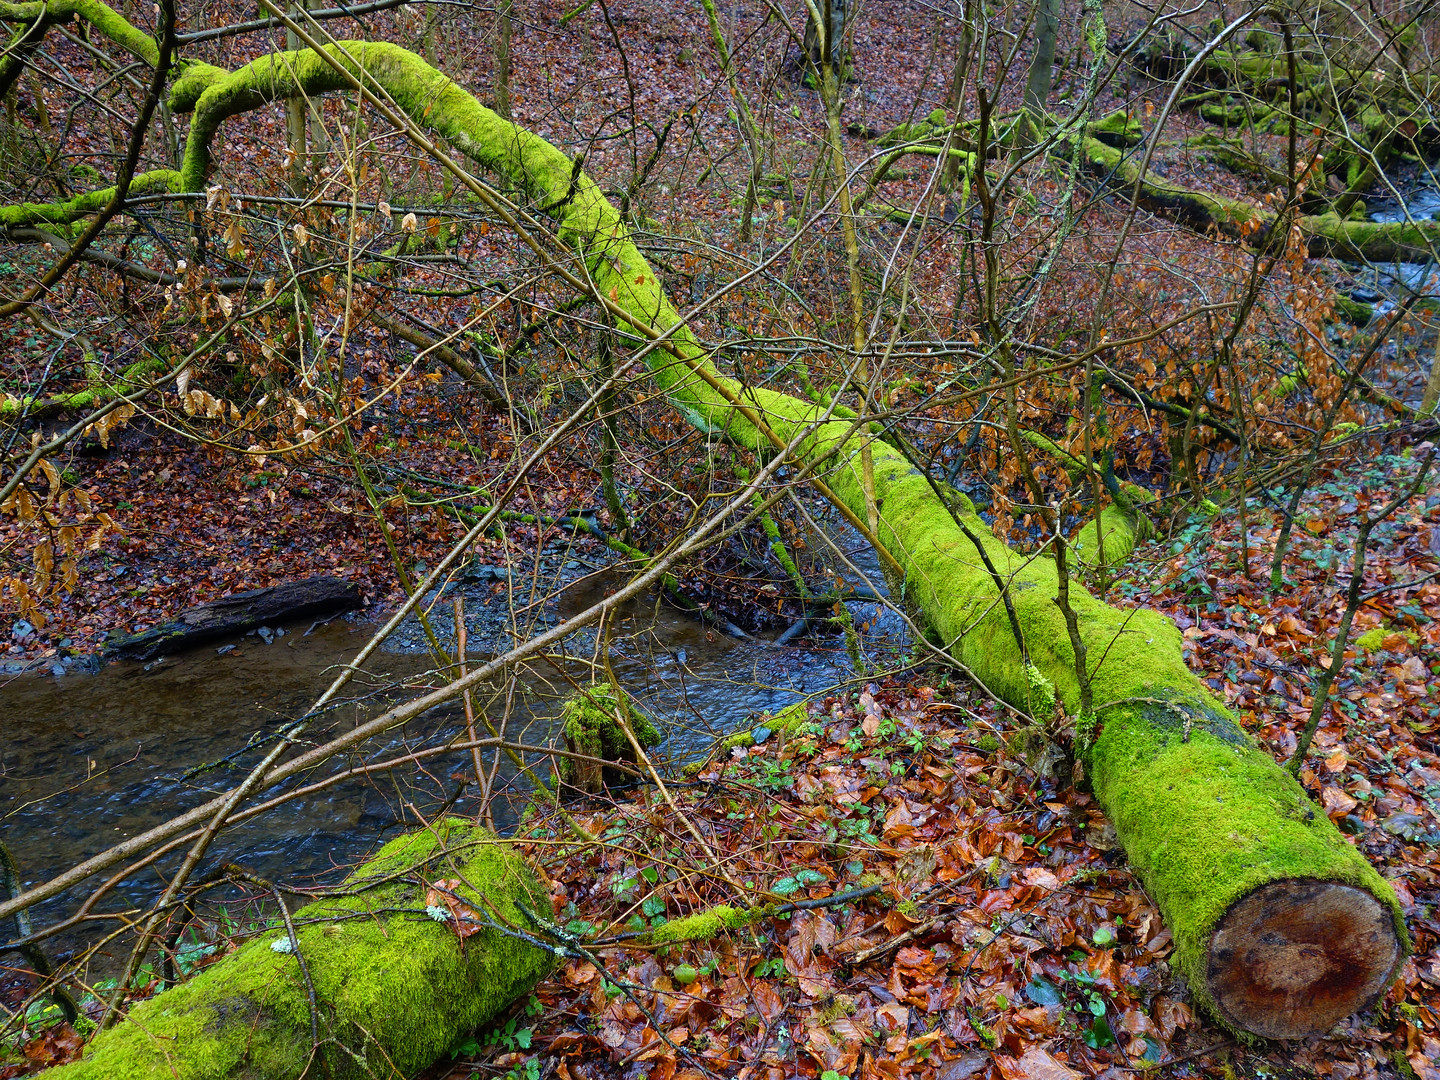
[1321,786,1359,816]
[994,1046,1080,1080]
[424,877,485,939]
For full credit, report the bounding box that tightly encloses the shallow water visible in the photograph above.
[0,532,905,969]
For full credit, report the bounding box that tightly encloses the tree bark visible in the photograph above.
[1023,0,1058,116]
[103,576,362,659]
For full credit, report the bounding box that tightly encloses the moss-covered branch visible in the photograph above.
[0,169,180,230]
[0,354,166,419]
[1077,134,1440,262]
[47,821,555,1079]
[1019,430,1152,569]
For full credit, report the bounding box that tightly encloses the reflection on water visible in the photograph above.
[0,554,905,968]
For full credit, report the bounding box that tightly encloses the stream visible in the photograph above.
[0,525,908,972]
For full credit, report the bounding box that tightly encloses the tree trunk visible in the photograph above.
[1023,0,1058,116]
[802,0,846,70]
[87,37,1422,1038]
[494,0,513,118]
[44,822,556,1079]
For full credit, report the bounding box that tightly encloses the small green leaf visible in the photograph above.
[1091,924,1116,947]
[1083,1015,1116,1048]
[673,963,699,986]
[1025,977,1062,1006]
[641,866,659,885]
[772,877,802,896]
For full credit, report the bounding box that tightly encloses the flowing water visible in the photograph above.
[0,526,907,970]
[1348,184,1440,319]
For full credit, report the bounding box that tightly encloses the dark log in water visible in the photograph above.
[103,576,363,660]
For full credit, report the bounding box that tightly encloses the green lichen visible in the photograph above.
[47,820,554,1079]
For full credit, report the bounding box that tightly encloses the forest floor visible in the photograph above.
[418,447,1440,1080]
[4,445,1437,1080]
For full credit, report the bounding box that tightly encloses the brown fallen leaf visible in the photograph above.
[995,1046,1081,1080]
[1321,786,1359,816]
[424,877,486,939]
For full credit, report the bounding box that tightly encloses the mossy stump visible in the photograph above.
[47,821,555,1079]
[559,685,661,794]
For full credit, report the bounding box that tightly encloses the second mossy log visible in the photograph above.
[46,821,555,1079]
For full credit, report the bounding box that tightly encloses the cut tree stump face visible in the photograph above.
[1206,878,1402,1039]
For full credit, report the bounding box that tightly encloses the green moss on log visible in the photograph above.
[1086,109,1143,148]
[645,904,762,944]
[1089,695,1403,1015]
[0,169,180,229]
[559,684,660,790]
[47,821,555,1079]
[0,355,167,419]
[1077,134,1440,262]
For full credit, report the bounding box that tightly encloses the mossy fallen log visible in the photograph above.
[0,354,167,420]
[1077,135,1440,262]
[46,821,555,1079]
[26,32,1414,1038]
